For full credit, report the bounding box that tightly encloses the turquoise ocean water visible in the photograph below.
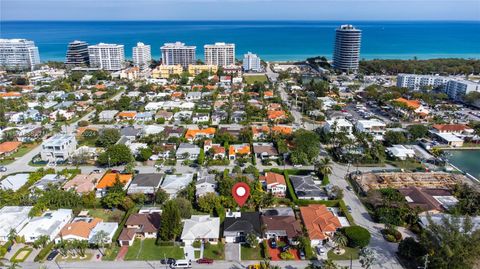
[445,150,480,180]
[1,21,479,61]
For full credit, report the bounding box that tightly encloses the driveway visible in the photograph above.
[224,243,240,261]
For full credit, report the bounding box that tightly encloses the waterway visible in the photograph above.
[445,149,480,180]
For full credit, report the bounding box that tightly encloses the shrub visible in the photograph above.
[342,226,371,248]
[280,251,295,260]
[77,120,90,127]
[34,241,54,262]
[382,228,402,243]
[262,240,270,260]
[398,237,426,259]
[192,240,201,248]
[385,234,396,242]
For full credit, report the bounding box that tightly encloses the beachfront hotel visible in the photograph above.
[65,40,90,67]
[161,42,196,69]
[132,42,152,69]
[88,43,125,71]
[204,42,235,67]
[243,52,261,72]
[0,39,40,71]
[332,24,362,73]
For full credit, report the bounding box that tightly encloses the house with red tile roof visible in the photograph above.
[185,127,216,142]
[0,141,22,158]
[260,172,287,197]
[204,139,226,159]
[228,143,251,160]
[267,110,287,121]
[299,204,342,246]
[116,111,137,121]
[432,124,474,135]
[95,173,133,197]
[56,217,102,243]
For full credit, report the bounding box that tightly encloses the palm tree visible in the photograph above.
[92,230,109,255]
[315,157,333,179]
[7,229,17,243]
[359,248,377,269]
[332,232,348,252]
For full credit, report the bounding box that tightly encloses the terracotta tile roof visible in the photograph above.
[300,204,341,240]
[185,128,216,140]
[432,124,470,132]
[0,92,22,98]
[96,173,133,189]
[271,126,293,135]
[59,218,102,239]
[212,145,226,154]
[268,103,282,110]
[171,92,183,98]
[63,173,102,193]
[260,172,286,186]
[94,91,107,97]
[264,91,274,97]
[117,111,137,118]
[394,98,421,109]
[95,84,106,90]
[267,110,286,120]
[229,144,251,156]
[0,141,22,154]
[76,127,98,136]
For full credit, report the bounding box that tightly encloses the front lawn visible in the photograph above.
[88,209,125,223]
[56,253,93,262]
[124,239,184,260]
[102,245,120,261]
[243,75,268,84]
[203,243,225,260]
[10,247,33,262]
[241,244,263,260]
[327,247,359,260]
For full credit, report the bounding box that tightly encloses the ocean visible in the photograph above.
[445,150,480,180]
[1,21,479,62]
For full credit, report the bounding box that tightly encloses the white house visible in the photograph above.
[260,172,287,197]
[161,173,194,198]
[181,215,220,246]
[195,171,217,197]
[355,119,387,139]
[176,143,200,160]
[0,173,30,191]
[18,209,73,243]
[386,145,416,160]
[40,134,77,163]
[88,222,118,244]
[0,206,33,243]
[324,118,353,135]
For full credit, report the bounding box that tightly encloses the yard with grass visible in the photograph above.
[387,159,424,171]
[203,243,225,260]
[327,247,359,260]
[56,253,93,262]
[243,75,268,84]
[102,245,120,261]
[10,247,33,262]
[241,244,263,260]
[88,209,125,223]
[124,239,184,261]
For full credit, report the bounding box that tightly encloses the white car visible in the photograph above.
[293,164,303,168]
[316,245,326,255]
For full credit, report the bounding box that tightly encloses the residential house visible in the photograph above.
[174,111,193,122]
[185,128,216,142]
[432,124,474,135]
[228,143,251,160]
[62,173,103,194]
[0,141,22,158]
[161,173,194,198]
[261,214,302,244]
[211,110,228,125]
[118,212,161,246]
[181,215,220,246]
[253,143,279,159]
[155,110,173,121]
[98,110,118,122]
[355,119,386,140]
[141,125,164,136]
[186,92,202,101]
[176,143,201,160]
[127,173,163,196]
[31,174,66,191]
[55,217,102,243]
[386,145,416,160]
[40,134,77,163]
[135,112,154,122]
[259,172,287,197]
[0,206,33,243]
[192,113,210,123]
[117,111,137,121]
[195,170,217,197]
[267,110,287,122]
[120,126,141,141]
[324,118,353,135]
[223,211,262,243]
[163,126,185,138]
[18,209,73,243]
[290,175,327,201]
[231,111,246,123]
[399,186,458,213]
[299,204,342,246]
[204,140,226,159]
[393,98,430,118]
[88,222,118,244]
[0,173,30,191]
[95,173,133,198]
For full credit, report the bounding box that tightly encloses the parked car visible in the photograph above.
[196,258,214,264]
[270,239,277,248]
[93,169,102,174]
[293,164,303,168]
[46,250,59,261]
[161,258,176,265]
[347,205,352,213]
[299,250,306,260]
[279,245,290,252]
[0,166,7,172]
[316,245,326,255]
[346,186,352,191]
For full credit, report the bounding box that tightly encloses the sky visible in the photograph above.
[1,0,479,21]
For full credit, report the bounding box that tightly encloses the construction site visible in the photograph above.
[351,172,468,193]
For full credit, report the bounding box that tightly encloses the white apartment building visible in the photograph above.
[204,42,235,66]
[88,43,125,71]
[0,39,40,70]
[324,118,353,135]
[396,74,450,91]
[40,134,77,163]
[355,119,386,135]
[445,79,480,101]
[161,42,196,68]
[132,42,152,68]
[243,52,261,72]
[18,209,73,243]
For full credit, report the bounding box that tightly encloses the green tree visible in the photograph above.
[290,130,320,164]
[197,192,218,213]
[159,200,182,241]
[198,148,205,165]
[342,226,371,248]
[384,131,407,146]
[97,144,134,166]
[91,230,109,255]
[172,197,192,219]
[136,147,153,162]
[359,248,377,269]
[155,188,169,205]
[116,96,132,111]
[398,237,426,260]
[332,232,348,252]
[315,157,333,182]
[96,128,121,147]
[407,124,429,140]
[33,235,50,249]
[245,232,259,248]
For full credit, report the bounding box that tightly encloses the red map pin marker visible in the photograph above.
[232,182,250,207]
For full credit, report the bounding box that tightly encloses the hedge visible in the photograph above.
[338,200,356,225]
[342,226,371,248]
[34,241,54,262]
[262,240,270,260]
